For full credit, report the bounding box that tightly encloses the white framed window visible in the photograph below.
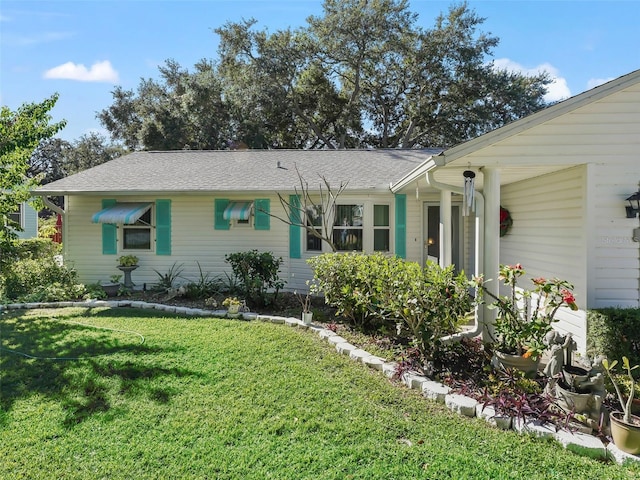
[8,203,23,228]
[333,204,364,251]
[122,208,152,250]
[373,204,390,252]
[306,206,323,252]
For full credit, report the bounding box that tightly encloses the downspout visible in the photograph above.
[41,196,64,216]
[425,170,486,342]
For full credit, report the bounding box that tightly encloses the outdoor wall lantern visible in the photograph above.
[625,190,640,218]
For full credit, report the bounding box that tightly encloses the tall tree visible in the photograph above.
[100,1,551,150]
[98,59,231,150]
[62,132,126,176]
[0,95,65,255]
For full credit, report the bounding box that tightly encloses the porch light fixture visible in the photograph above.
[625,190,640,218]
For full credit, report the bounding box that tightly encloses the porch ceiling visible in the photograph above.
[423,164,575,191]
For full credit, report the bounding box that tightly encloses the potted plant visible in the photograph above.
[222,296,242,315]
[296,281,313,325]
[118,255,139,267]
[117,255,139,288]
[474,264,578,376]
[603,356,640,454]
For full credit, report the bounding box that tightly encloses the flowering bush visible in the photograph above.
[473,264,578,361]
[222,296,241,307]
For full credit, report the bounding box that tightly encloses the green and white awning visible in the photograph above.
[92,202,152,224]
[223,201,253,221]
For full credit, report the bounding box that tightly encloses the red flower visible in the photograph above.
[532,277,546,285]
[561,289,578,310]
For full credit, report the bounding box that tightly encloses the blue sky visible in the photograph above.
[2,0,639,142]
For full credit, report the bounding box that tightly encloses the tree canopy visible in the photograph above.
[99,0,551,150]
[0,94,65,250]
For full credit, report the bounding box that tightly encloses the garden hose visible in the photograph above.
[0,320,145,361]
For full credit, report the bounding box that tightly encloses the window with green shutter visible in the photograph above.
[254,199,270,230]
[155,199,171,255]
[289,195,301,259]
[395,194,407,258]
[214,199,230,230]
[101,199,117,255]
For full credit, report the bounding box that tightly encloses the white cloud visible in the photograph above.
[44,60,119,83]
[586,77,613,90]
[492,58,571,103]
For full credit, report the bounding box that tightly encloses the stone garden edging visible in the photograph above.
[3,299,639,466]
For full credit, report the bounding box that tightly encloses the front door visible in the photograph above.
[422,203,462,271]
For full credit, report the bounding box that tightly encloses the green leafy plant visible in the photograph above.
[308,252,397,328]
[473,264,578,361]
[225,250,284,307]
[378,260,472,364]
[152,262,185,291]
[0,242,84,302]
[118,255,139,266]
[587,308,640,367]
[603,356,639,423]
[109,274,122,284]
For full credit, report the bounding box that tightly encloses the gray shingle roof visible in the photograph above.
[36,149,440,195]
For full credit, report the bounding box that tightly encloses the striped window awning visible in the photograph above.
[92,202,152,224]
[223,201,253,221]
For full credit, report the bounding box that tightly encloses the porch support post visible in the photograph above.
[439,189,452,267]
[482,166,501,343]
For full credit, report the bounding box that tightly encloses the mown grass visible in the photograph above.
[1,307,638,479]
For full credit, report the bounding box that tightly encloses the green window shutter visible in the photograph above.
[254,198,270,230]
[155,199,171,255]
[214,199,230,230]
[395,194,406,259]
[101,199,117,255]
[289,195,301,259]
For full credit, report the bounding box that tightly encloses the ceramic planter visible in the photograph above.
[227,304,240,315]
[610,411,640,455]
[494,350,540,377]
[101,282,120,297]
[302,312,313,325]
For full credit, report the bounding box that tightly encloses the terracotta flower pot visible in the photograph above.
[610,411,640,455]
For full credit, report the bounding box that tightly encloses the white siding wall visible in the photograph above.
[500,166,588,353]
[66,192,405,293]
[404,193,424,264]
[65,195,290,289]
[589,162,640,308]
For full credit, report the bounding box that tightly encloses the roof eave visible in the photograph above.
[441,69,640,166]
[390,155,443,193]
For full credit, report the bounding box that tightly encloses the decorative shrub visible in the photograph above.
[1,255,84,302]
[588,308,640,367]
[380,260,473,363]
[225,250,284,307]
[307,252,401,329]
[308,252,473,362]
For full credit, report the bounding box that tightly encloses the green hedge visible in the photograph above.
[587,308,640,367]
[308,252,472,361]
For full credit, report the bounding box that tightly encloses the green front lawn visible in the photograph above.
[1,307,638,479]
